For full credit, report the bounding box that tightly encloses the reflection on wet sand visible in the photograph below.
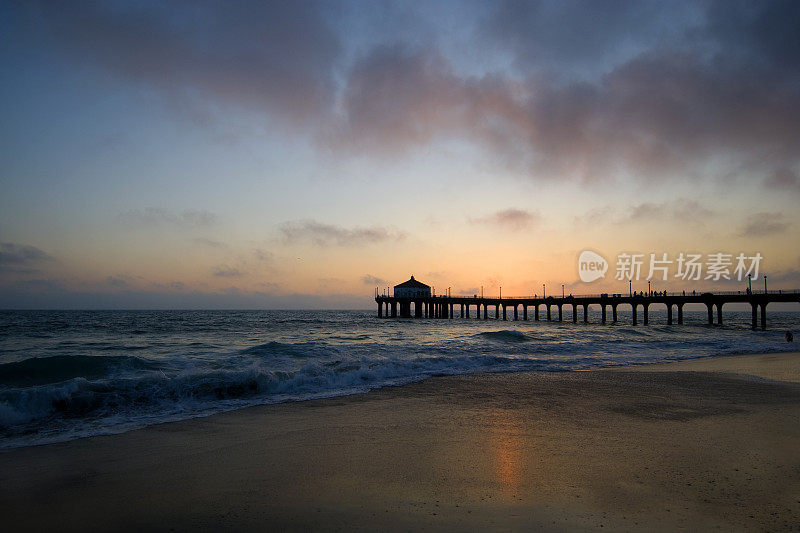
[488,408,525,497]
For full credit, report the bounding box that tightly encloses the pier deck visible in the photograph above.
[375,290,800,330]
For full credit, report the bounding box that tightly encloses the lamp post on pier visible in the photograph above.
[543,284,546,298]
[764,275,768,293]
[562,284,564,298]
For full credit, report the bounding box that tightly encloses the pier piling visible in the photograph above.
[374,290,797,331]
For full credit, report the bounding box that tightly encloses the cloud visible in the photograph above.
[0,242,54,273]
[279,220,405,246]
[361,274,387,285]
[193,237,227,248]
[16,1,800,190]
[258,281,280,291]
[327,1,800,185]
[211,265,244,278]
[317,277,345,288]
[470,209,541,230]
[487,0,699,78]
[573,206,614,226]
[764,167,800,192]
[671,200,716,220]
[106,276,130,288]
[30,0,341,126]
[0,286,374,310]
[13,278,65,293]
[739,213,790,237]
[627,203,667,221]
[767,267,800,285]
[253,248,273,262]
[119,208,217,228]
[613,199,716,224]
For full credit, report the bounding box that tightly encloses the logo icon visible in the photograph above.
[578,250,608,283]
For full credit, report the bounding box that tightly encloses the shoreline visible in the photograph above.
[4,348,799,452]
[608,350,800,383]
[2,351,800,530]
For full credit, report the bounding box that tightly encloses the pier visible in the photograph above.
[375,290,800,330]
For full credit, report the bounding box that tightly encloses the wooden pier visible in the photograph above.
[375,290,800,330]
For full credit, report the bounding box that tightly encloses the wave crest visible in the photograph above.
[0,355,158,387]
[475,330,531,342]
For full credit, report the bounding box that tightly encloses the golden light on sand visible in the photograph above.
[488,408,525,497]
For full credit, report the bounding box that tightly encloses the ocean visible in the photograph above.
[1,309,798,449]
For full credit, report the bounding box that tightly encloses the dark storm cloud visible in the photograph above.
[279,220,405,247]
[470,209,541,231]
[0,242,54,273]
[29,0,341,124]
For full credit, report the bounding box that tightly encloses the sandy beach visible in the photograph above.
[2,352,799,531]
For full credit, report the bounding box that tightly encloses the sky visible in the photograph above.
[1,0,799,309]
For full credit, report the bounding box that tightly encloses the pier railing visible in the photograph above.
[375,288,800,330]
[413,289,800,299]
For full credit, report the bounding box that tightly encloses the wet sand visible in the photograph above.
[2,352,800,531]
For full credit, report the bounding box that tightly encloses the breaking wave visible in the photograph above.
[1,309,797,448]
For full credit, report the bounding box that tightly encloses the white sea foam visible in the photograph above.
[0,309,798,448]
